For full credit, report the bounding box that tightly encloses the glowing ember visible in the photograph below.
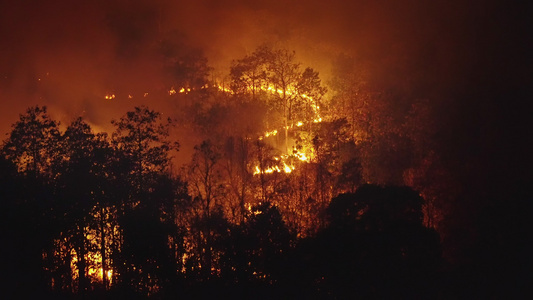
[295,152,309,162]
[102,79,323,177]
[252,159,295,175]
[216,85,233,93]
[214,80,322,175]
[259,129,278,140]
[283,162,294,173]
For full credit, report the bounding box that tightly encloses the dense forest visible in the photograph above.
[2,42,529,299]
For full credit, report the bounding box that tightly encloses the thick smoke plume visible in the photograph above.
[1,0,530,169]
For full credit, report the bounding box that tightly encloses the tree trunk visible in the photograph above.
[100,205,107,290]
[77,223,88,294]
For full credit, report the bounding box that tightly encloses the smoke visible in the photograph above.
[1,0,530,279]
[1,0,530,168]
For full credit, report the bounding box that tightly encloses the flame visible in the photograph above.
[295,151,309,162]
[105,94,115,100]
[86,251,113,283]
[66,237,113,286]
[214,81,322,127]
[252,159,295,175]
[91,268,113,283]
[283,162,295,173]
[62,207,119,287]
[216,85,234,94]
[253,166,261,175]
[265,129,278,137]
[212,80,322,176]
[253,165,282,175]
[259,129,278,140]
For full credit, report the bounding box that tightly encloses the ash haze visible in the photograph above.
[0,0,530,167]
[1,0,532,296]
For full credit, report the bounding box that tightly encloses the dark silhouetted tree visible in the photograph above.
[2,105,60,295]
[3,105,60,178]
[184,140,225,278]
[291,184,441,298]
[53,117,114,293]
[245,201,294,282]
[111,106,178,203]
[111,106,180,295]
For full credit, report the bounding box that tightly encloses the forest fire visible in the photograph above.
[165,76,322,177]
[70,250,113,284]
[252,160,295,175]
[2,0,528,298]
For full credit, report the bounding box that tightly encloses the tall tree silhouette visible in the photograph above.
[111,106,177,203]
[245,201,294,282]
[297,184,442,298]
[53,117,114,292]
[111,106,179,295]
[0,154,49,296]
[3,105,60,178]
[1,105,61,295]
[184,140,225,278]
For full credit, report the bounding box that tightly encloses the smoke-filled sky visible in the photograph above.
[1,0,531,171]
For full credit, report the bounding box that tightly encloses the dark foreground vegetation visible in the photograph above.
[1,104,529,299]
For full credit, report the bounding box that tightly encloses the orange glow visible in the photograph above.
[295,151,309,162]
[259,129,278,140]
[105,94,115,100]
[252,158,295,175]
[59,207,119,288]
[283,162,294,173]
[212,79,322,175]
